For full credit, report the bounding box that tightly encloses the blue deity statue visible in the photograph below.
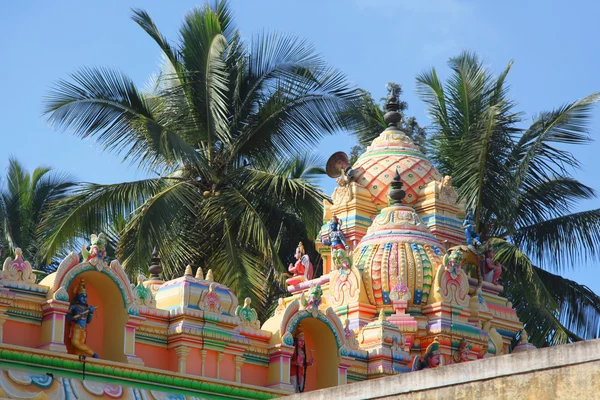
[463,209,481,247]
[66,279,99,358]
[322,215,349,250]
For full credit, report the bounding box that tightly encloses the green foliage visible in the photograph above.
[42,1,357,308]
[0,158,74,268]
[417,51,600,345]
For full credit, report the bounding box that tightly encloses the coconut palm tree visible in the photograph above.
[0,158,73,269]
[41,1,357,306]
[416,51,600,346]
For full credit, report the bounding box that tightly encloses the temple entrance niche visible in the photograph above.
[64,271,128,362]
[293,318,339,392]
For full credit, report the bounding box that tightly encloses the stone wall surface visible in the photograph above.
[286,338,600,400]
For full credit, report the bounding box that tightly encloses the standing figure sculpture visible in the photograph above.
[291,330,314,393]
[66,280,99,358]
[483,249,502,285]
[286,242,314,286]
[463,209,481,247]
[322,215,349,250]
[411,337,441,371]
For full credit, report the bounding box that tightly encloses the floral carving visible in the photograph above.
[236,297,260,329]
[132,274,156,308]
[389,280,411,301]
[2,248,36,284]
[330,252,360,307]
[198,283,222,313]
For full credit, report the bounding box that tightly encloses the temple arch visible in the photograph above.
[263,300,351,392]
[38,254,143,364]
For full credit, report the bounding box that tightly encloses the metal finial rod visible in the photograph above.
[384,87,402,127]
[388,170,406,205]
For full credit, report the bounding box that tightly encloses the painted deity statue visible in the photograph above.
[463,209,481,247]
[452,338,472,363]
[411,337,441,371]
[291,330,314,393]
[286,242,314,286]
[322,215,349,250]
[82,233,107,266]
[66,279,99,358]
[483,249,502,285]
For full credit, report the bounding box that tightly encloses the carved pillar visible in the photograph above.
[216,353,224,379]
[124,314,145,365]
[201,350,207,376]
[38,300,70,353]
[235,355,244,383]
[0,293,11,343]
[266,344,295,392]
[175,346,191,374]
[338,357,353,385]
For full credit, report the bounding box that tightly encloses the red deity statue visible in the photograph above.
[286,242,314,287]
[291,330,314,392]
[483,249,502,285]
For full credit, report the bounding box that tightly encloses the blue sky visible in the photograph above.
[1,0,599,292]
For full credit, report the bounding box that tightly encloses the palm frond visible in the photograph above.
[39,177,171,262]
[513,209,600,272]
[513,92,600,187]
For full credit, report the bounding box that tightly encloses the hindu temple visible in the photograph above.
[0,91,527,399]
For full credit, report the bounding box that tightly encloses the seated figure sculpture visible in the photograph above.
[286,242,314,286]
[322,214,349,250]
[412,337,441,371]
[66,280,99,358]
[483,249,502,285]
[463,208,482,247]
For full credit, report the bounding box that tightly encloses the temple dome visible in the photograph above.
[353,203,444,308]
[351,128,442,205]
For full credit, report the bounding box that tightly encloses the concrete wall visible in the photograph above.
[287,339,600,400]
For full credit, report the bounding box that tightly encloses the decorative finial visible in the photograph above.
[388,170,406,205]
[521,330,529,344]
[384,86,402,128]
[184,265,193,276]
[148,247,162,279]
[195,266,204,280]
[206,269,214,281]
[378,308,386,321]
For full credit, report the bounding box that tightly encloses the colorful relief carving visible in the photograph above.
[452,338,472,363]
[133,274,156,308]
[81,233,107,269]
[344,319,359,349]
[433,248,470,307]
[2,248,36,284]
[236,297,260,329]
[302,283,323,317]
[389,280,411,301]
[330,249,360,306]
[198,282,222,313]
[439,175,458,203]
[412,337,441,371]
[66,279,99,358]
[286,242,314,287]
